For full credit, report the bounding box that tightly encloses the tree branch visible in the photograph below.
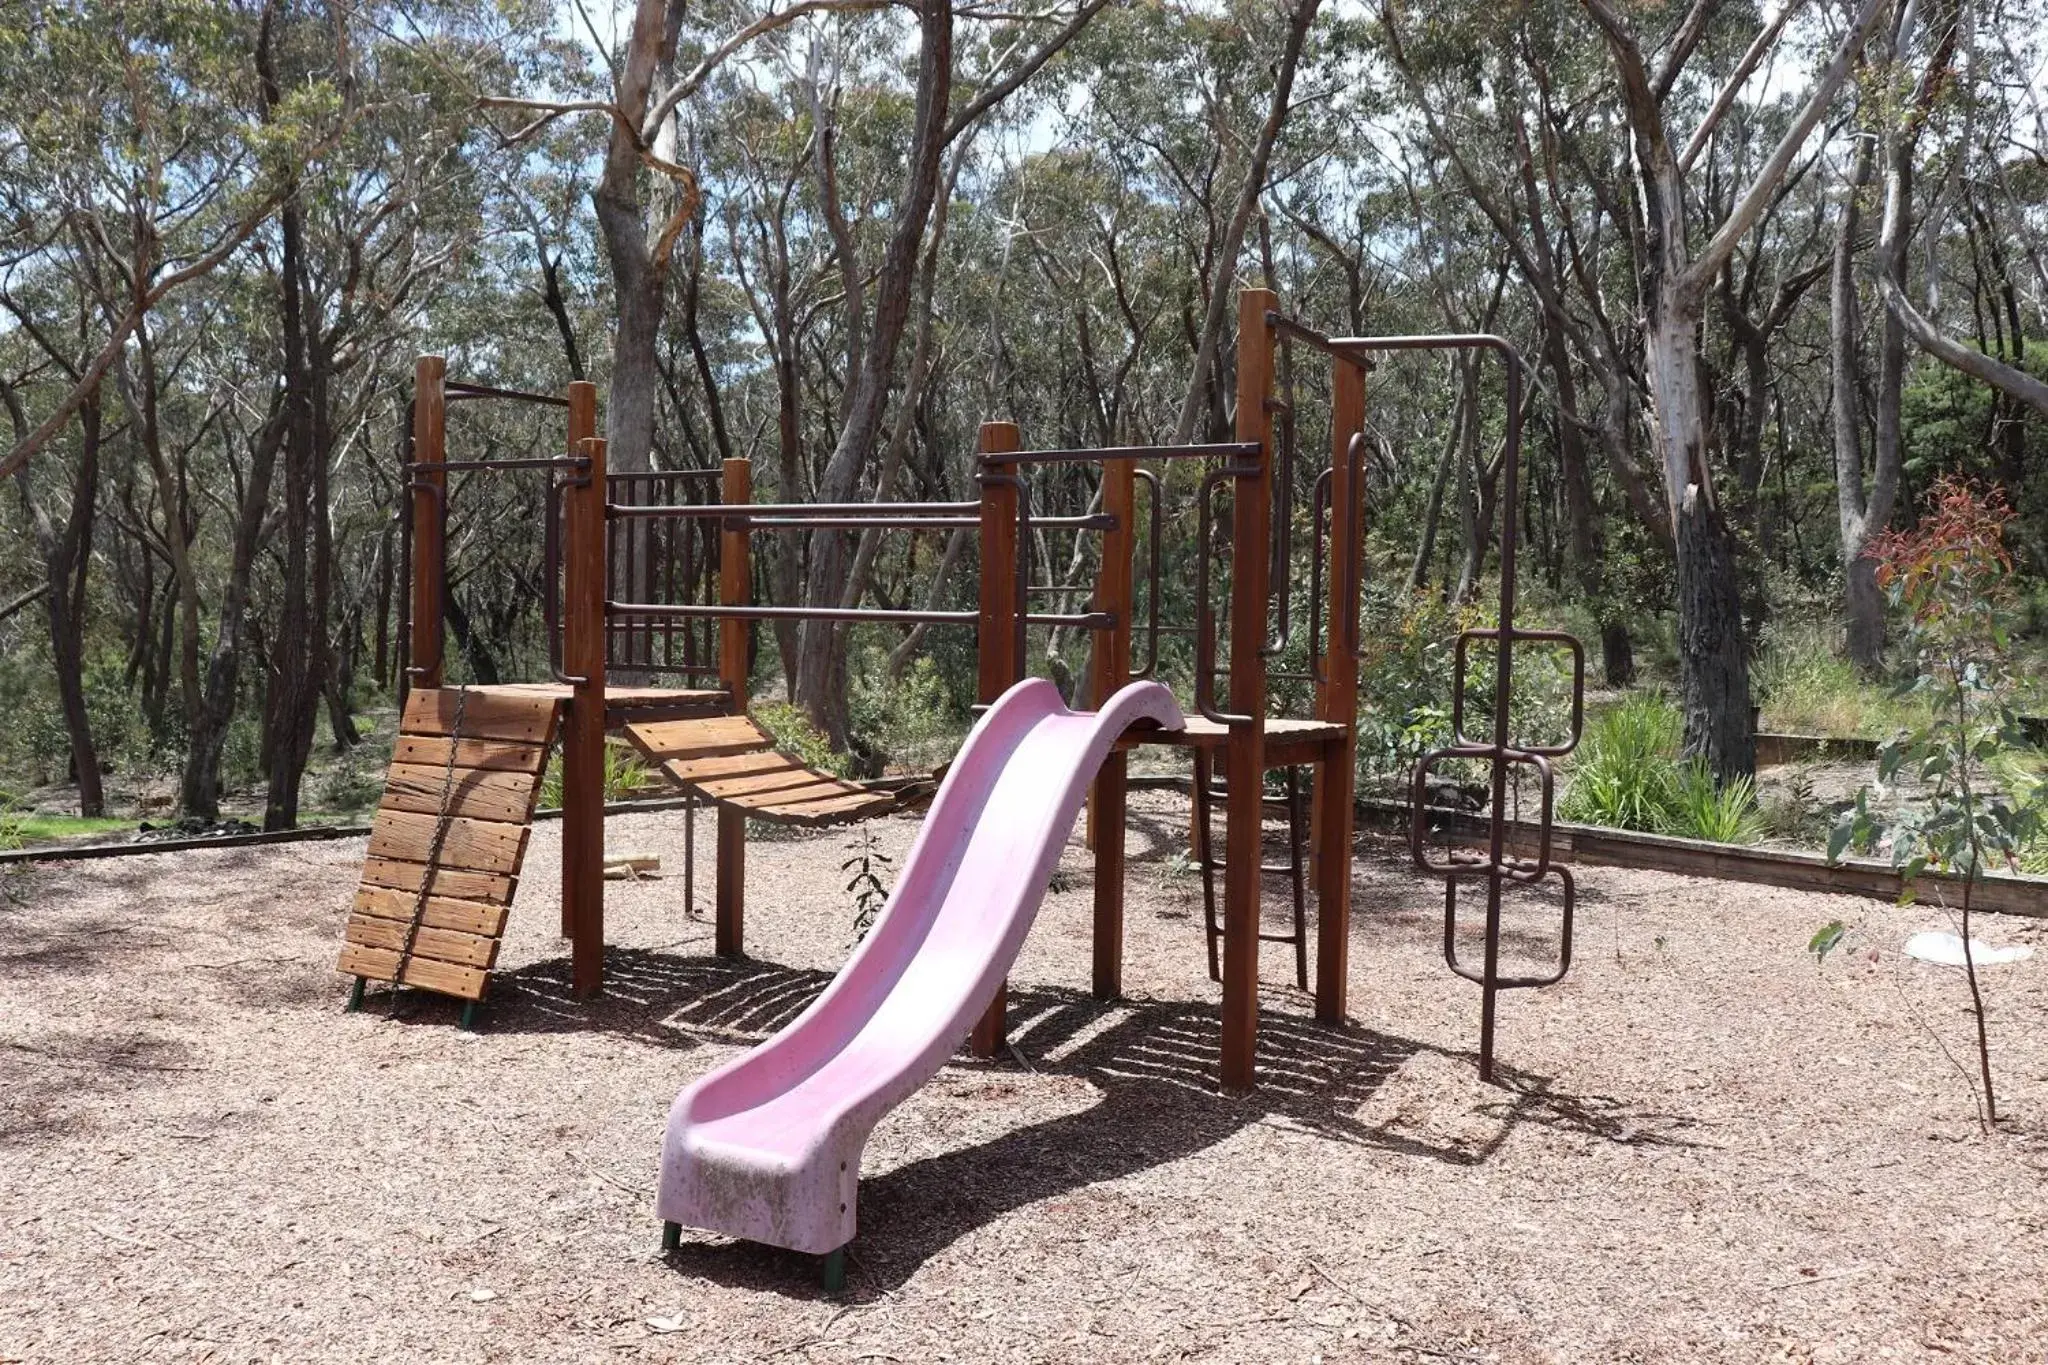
[942,0,1111,144]
[1881,275,2048,418]
[1687,0,1888,291]
[1678,0,1807,176]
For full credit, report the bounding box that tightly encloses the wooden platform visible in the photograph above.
[338,687,564,1001]
[623,715,899,826]
[464,681,729,727]
[1120,715,1347,767]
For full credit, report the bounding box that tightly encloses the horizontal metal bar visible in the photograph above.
[1028,612,1115,628]
[610,602,978,625]
[982,441,1261,466]
[743,516,984,530]
[607,601,1117,631]
[606,468,720,481]
[444,379,571,408]
[608,500,977,520]
[426,456,590,473]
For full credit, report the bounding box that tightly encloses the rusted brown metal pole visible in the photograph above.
[1312,359,1366,1024]
[1089,453,1136,1000]
[561,381,598,940]
[1222,290,1276,1092]
[408,355,447,693]
[563,428,607,997]
[970,420,1021,1058]
[715,457,752,958]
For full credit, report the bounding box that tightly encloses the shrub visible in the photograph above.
[538,740,654,808]
[752,702,850,779]
[1558,693,1763,843]
[1829,477,2046,1128]
[1558,694,1682,832]
[1668,761,1764,844]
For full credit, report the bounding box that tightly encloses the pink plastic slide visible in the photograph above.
[656,677,1182,1266]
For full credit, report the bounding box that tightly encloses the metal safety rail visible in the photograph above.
[596,469,723,683]
[1269,316,1587,1082]
[601,497,1115,660]
[398,367,595,696]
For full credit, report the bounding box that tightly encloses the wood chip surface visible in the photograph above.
[3,790,2045,1362]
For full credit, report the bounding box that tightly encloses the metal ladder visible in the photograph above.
[1189,753,1310,991]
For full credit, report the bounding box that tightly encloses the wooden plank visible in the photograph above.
[660,750,800,782]
[393,735,548,774]
[692,768,847,802]
[360,857,514,905]
[725,777,862,811]
[352,886,509,937]
[402,687,560,743]
[369,809,529,875]
[626,716,775,762]
[380,764,540,823]
[1090,453,1135,1002]
[344,915,499,969]
[750,789,895,823]
[337,943,487,1000]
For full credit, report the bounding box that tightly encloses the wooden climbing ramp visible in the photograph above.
[623,715,898,826]
[337,687,561,1005]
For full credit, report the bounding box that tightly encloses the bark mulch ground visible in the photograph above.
[4,793,2046,1363]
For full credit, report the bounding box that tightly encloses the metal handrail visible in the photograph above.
[444,379,571,408]
[606,601,1113,630]
[978,441,1260,467]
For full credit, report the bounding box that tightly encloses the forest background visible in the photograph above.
[3,0,2045,842]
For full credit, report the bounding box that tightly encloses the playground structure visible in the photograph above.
[336,288,1582,1094]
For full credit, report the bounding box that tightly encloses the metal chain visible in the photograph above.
[389,682,470,1015]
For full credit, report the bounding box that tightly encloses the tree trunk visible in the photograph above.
[1169,0,1322,444]
[791,0,953,746]
[15,384,105,816]
[1647,303,1755,781]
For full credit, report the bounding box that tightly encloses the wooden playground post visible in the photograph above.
[563,427,607,997]
[561,381,598,941]
[971,420,1021,1057]
[408,355,447,692]
[1313,357,1366,1024]
[715,457,752,958]
[1089,453,1136,1000]
[1222,289,1276,1092]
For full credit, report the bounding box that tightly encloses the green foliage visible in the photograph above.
[1558,694,1682,832]
[539,741,654,809]
[318,744,386,815]
[1668,763,1765,845]
[0,813,132,844]
[1901,348,2048,576]
[753,703,851,779]
[1808,920,1846,964]
[1354,586,1573,784]
[1830,480,2046,885]
[850,655,967,774]
[1752,617,1928,738]
[1825,477,2039,1127]
[1559,693,1763,843]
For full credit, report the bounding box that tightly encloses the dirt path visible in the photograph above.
[3,795,2046,1363]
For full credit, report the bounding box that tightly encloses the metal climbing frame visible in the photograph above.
[1267,318,1586,1082]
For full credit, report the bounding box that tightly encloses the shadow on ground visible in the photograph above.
[533,954,1711,1298]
